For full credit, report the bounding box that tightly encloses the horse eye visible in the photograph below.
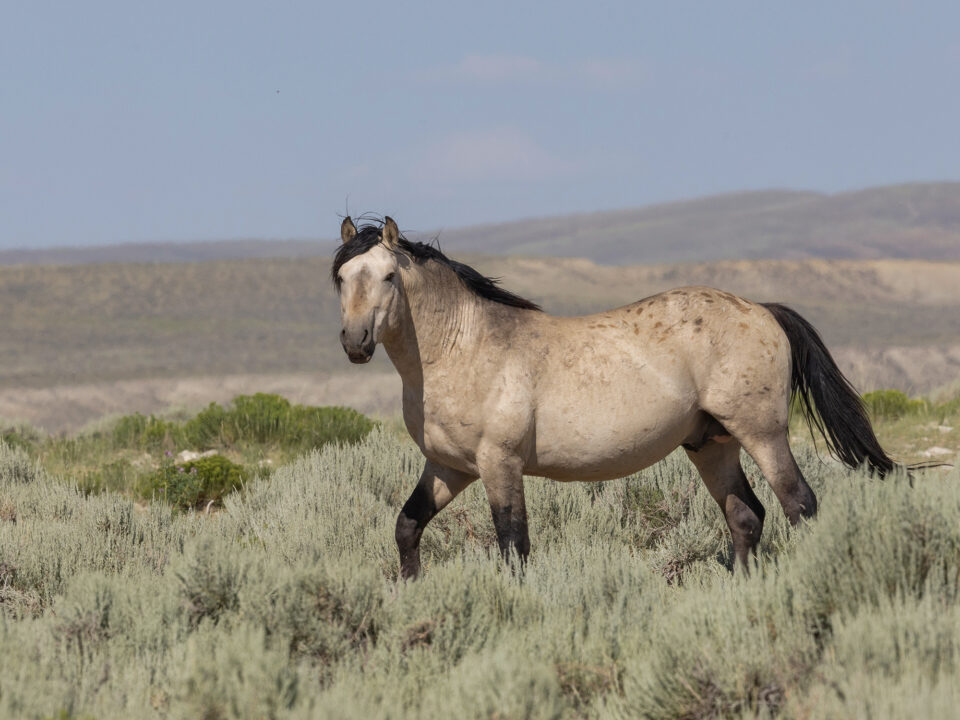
[384,272,396,283]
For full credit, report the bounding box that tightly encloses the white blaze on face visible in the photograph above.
[338,244,400,345]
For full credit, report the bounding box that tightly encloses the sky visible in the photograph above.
[2,1,960,249]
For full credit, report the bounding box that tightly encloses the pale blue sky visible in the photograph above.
[2,1,959,248]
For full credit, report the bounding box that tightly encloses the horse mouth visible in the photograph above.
[346,349,374,364]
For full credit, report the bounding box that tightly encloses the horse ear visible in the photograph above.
[340,216,357,244]
[382,216,400,249]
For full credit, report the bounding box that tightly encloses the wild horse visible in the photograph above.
[332,216,895,579]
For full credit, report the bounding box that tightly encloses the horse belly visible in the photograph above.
[528,386,698,481]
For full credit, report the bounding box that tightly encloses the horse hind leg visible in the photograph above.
[699,389,817,526]
[683,437,765,570]
[735,429,817,525]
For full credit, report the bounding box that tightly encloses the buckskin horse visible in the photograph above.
[332,216,895,579]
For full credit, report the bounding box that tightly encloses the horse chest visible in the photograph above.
[412,419,480,476]
[401,382,481,470]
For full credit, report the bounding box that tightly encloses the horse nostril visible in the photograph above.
[362,328,369,343]
[340,328,346,340]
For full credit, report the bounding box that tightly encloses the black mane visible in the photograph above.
[331,221,541,311]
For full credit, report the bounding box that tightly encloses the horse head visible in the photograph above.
[332,216,404,363]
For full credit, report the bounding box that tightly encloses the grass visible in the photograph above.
[1,401,959,718]
[2,394,376,510]
[781,387,960,467]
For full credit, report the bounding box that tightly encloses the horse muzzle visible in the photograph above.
[341,327,376,364]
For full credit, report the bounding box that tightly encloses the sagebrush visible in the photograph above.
[0,430,958,718]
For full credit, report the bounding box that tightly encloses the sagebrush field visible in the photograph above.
[1,400,959,718]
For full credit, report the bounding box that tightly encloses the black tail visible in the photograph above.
[763,303,896,476]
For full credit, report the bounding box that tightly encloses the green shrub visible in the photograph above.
[0,425,41,455]
[182,393,375,452]
[936,395,960,421]
[139,454,246,510]
[283,403,377,450]
[229,393,293,443]
[6,396,376,504]
[862,389,928,419]
[111,412,182,451]
[182,402,229,449]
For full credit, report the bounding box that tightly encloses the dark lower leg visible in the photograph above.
[395,483,435,580]
[490,503,530,563]
[480,460,530,566]
[396,461,475,580]
[723,479,765,568]
[685,441,765,571]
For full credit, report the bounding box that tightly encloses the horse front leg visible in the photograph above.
[478,453,530,566]
[396,460,476,580]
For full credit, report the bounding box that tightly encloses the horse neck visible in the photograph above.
[382,263,487,386]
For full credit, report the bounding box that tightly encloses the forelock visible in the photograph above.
[331,225,386,289]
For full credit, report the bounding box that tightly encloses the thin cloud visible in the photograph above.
[423,53,649,91]
[448,54,546,83]
[409,127,569,184]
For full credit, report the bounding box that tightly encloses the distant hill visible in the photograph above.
[436,183,960,264]
[4,182,960,266]
[3,254,960,432]
[0,238,324,266]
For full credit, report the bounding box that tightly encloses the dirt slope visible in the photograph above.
[3,256,960,431]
